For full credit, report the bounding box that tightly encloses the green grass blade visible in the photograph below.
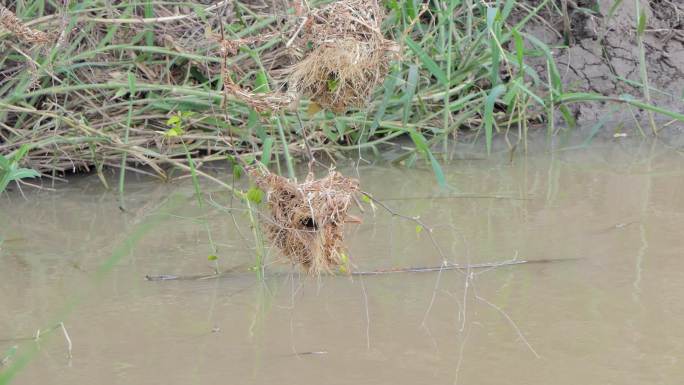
[403,64,420,127]
[484,84,507,154]
[370,68,399,137]
[408,129,447,189]
[260,136,274,166]
[405,37,448,86]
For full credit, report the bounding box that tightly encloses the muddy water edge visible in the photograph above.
[2,134,684,384]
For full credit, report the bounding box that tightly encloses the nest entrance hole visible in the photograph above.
[250,167,360,275]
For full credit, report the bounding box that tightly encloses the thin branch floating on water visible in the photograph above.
[144,258,578,281]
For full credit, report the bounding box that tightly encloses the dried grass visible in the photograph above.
[250,167,360,274]
[288,0,399,112]
[222,81,297,112]
[216,34,297,112]
[0,5,50,44]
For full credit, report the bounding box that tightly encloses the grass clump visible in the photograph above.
[288,0,399,112]
[1,0,683,184]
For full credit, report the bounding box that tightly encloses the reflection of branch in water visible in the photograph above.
[361,191,450,262]
[474,292,541,359]
[0,321,73,360]
[360,277,371,350]
[60,322,72,359]
[452,321,473,385]
[360,190,475,327]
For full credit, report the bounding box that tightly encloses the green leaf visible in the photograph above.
[232,164,243,179]
[370,67,399,137]
[9,169,39,181]
[0,145,39,194]
[248,109,266,140]
[408,129,428,153]
[559,105,576,128]
[403,65,419,127]
[326,78,339,92]
[338,252,350,273]
[322,124,338,142]
[405,37,448,86]
[484,84,507,155]
[408,129,447,189]
[334,118,346,138]
[166,115,180,127]
[207,255,218,261]
[0,155,9,170]
[501,0,515,20]
[113,88,128,99]
[511,79,545,107]
[254,70,270,93]
[246,186,264,204]
[164,126,183,137]
[361,194,371,204]
[260,136,274,166]
[581,110,614,146]
[524,33,562,94]
[607,0,624,19]
[487,7,501,85]
[557,92,684,122]
[427,151,447,189]
[405,0,418,20]
[486,6,498,29]
[12,144,30,163]
[415,225,423,234]
[512,28,524,69]
[637,9,646,37]
[127,72,136,94]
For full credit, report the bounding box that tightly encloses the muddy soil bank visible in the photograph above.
[523,0,683,123]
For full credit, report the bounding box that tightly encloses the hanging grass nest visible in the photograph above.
[288,0,399,112]
[250,167,361,275]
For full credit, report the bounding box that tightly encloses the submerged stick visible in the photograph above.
[145,258,577,281]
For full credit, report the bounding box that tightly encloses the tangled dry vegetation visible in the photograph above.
[287,0,399,112]
[219,0,399,113]
[0,5,50,44]
[250,167,360,274]
[1,1,389,274]
[0,0,397,177]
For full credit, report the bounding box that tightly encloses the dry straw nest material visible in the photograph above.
[216,35,297,112]
[288,0,399,112]
[0,6,50,44]
[251,168,360,275]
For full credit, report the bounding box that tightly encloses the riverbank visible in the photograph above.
[1,0,683,188]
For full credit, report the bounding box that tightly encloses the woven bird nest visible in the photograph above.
[288,0,399,112]
[251,168,360,274]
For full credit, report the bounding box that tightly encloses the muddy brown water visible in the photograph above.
[2,137,684,384]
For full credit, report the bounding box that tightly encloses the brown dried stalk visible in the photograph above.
[0,6,50,44]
